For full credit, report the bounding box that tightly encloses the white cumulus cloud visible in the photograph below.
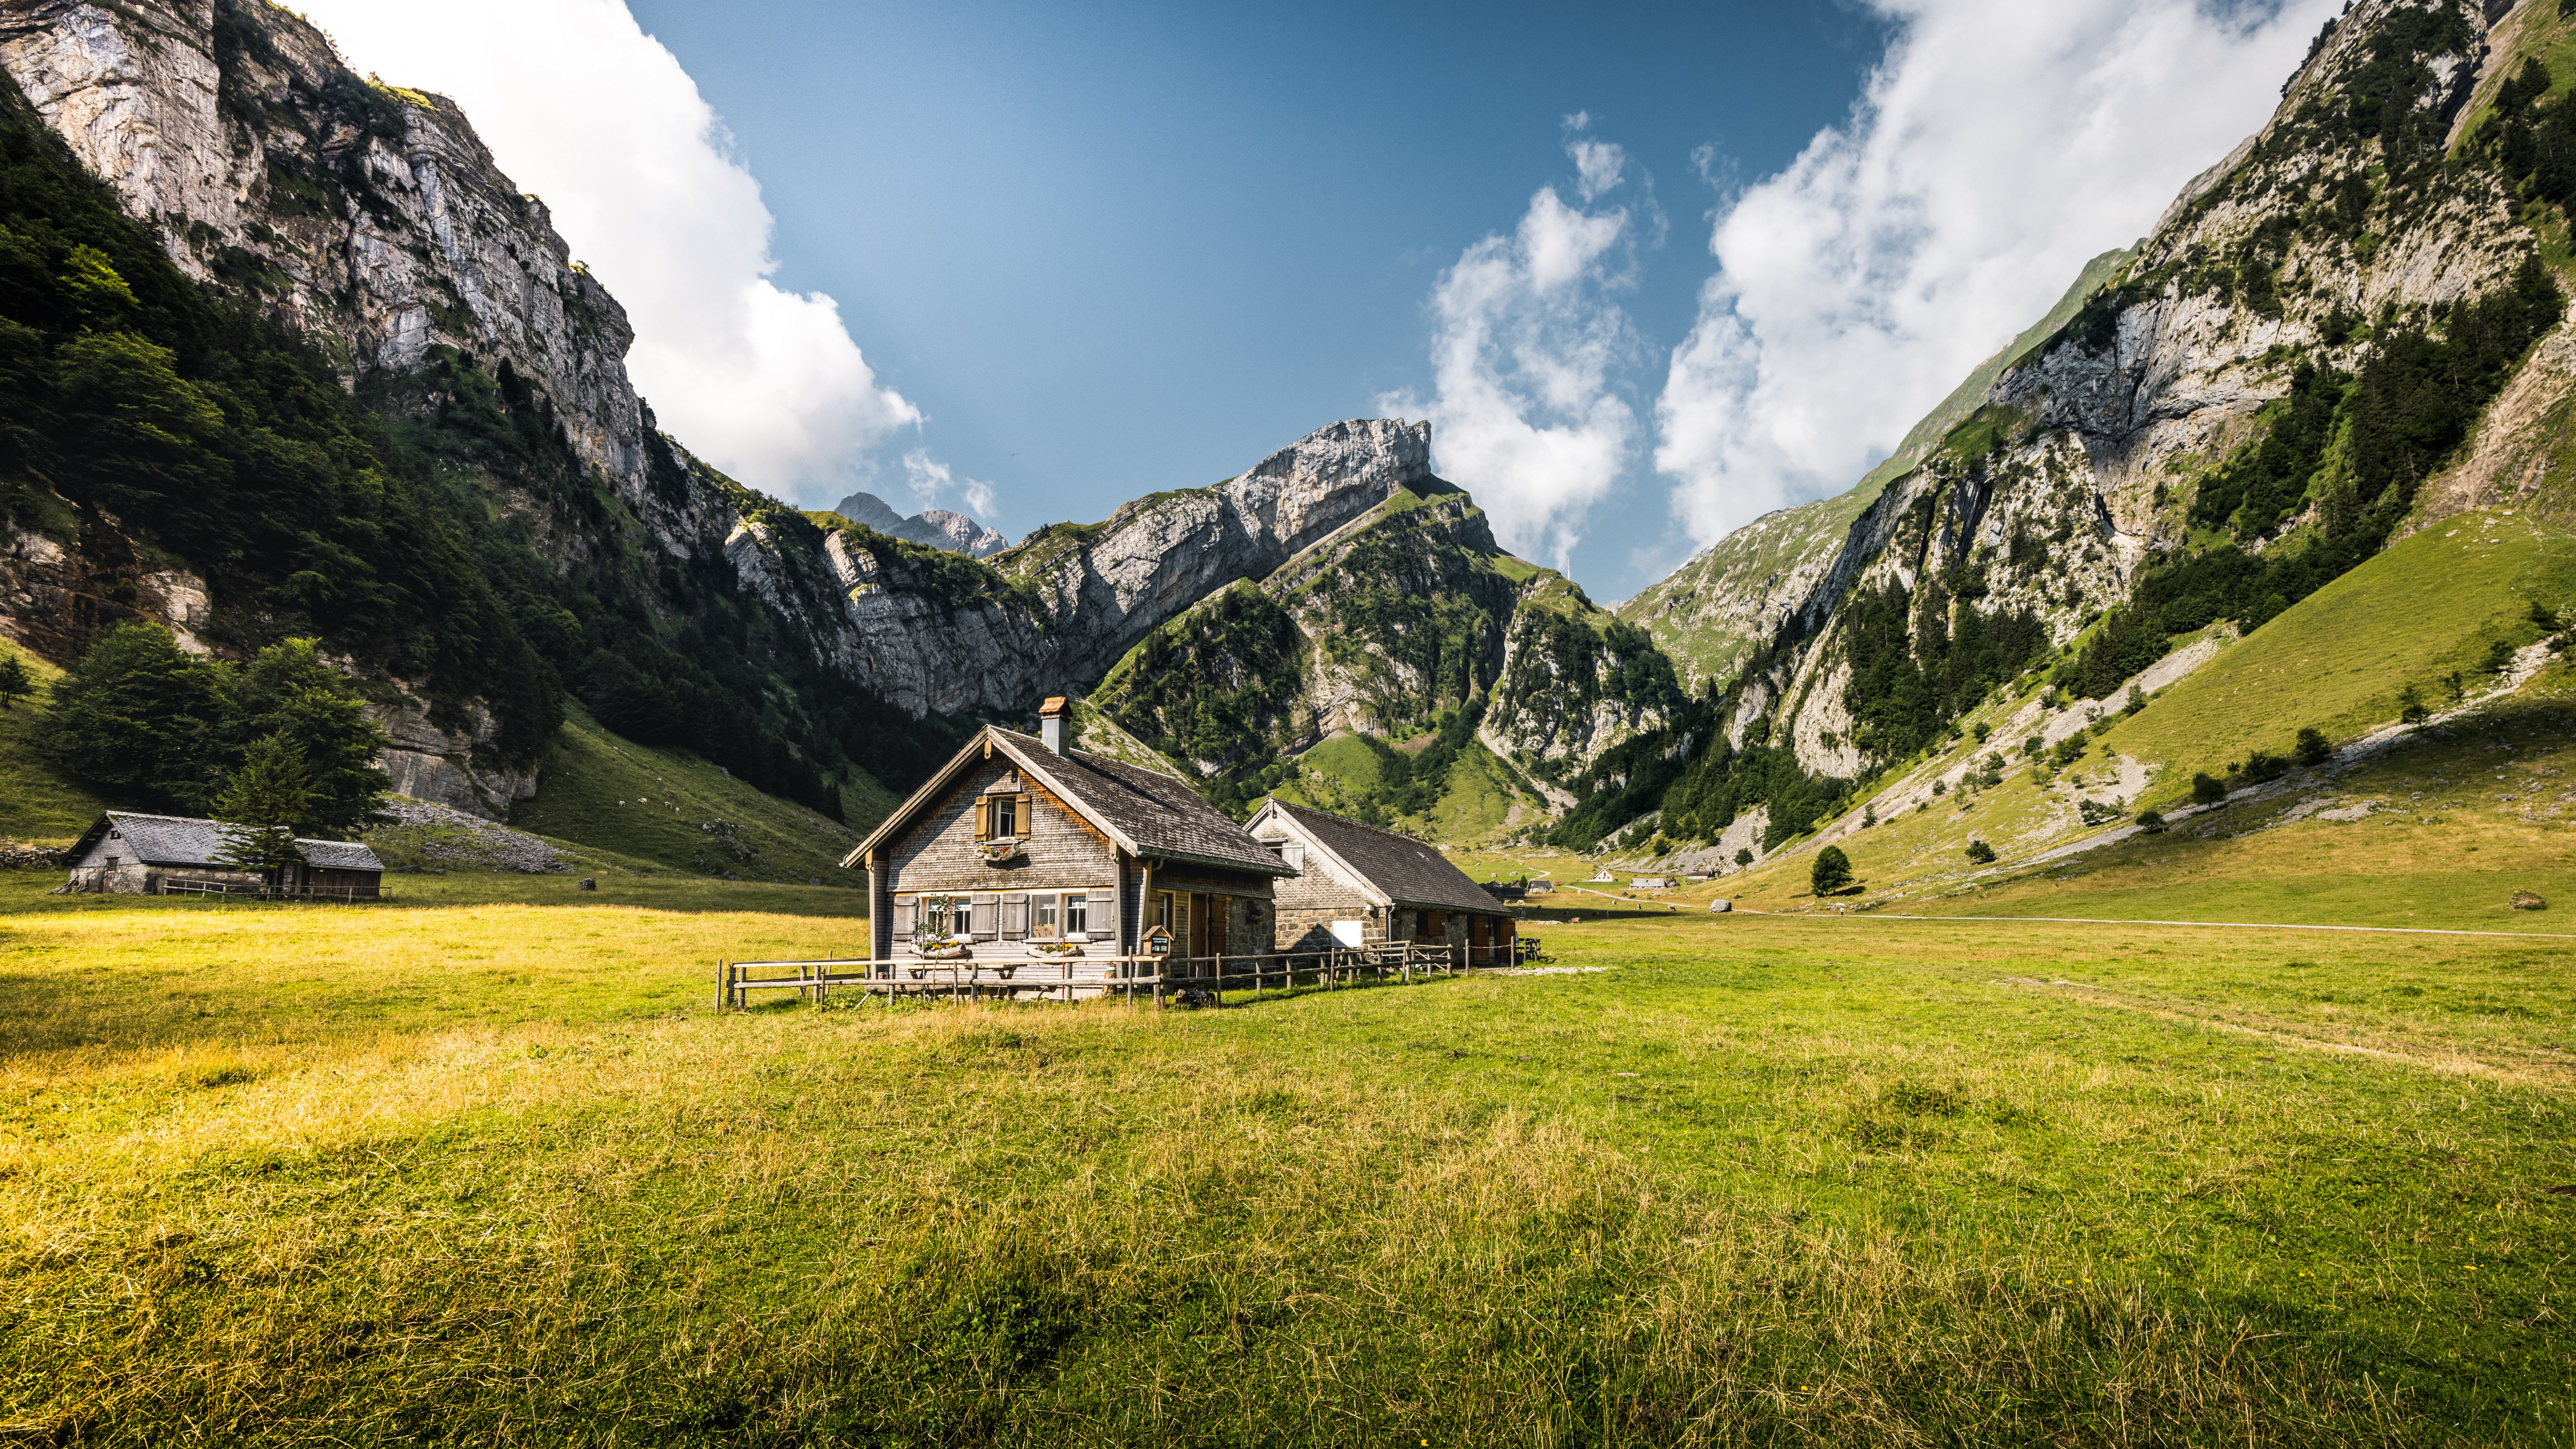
[1656,0,2341,546]
[1383,121,1642,571]
[294,0,920,505]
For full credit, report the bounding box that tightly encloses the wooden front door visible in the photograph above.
[1189,893,1228,958]
[1470,914,1489,961]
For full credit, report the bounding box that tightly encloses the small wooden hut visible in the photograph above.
[62,812,385,897]
[1244,799,1518,964]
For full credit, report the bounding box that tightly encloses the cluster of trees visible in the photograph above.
[37,624,390,836]
[2467,57,2576,209]
[1839,578,2049,766]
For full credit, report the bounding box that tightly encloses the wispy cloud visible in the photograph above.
[901,449,999,519]
[297,0,922,506]
[1655,0,2340,545]
[1382,119,1643,571]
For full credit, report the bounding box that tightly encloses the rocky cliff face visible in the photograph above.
[1084,471,1685,822]
[1622,0,2565,794]
[0,0,648,488]
[0,2,1644,828]
[808,417,1433,717]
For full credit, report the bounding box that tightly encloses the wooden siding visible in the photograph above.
[874,754,1128,964]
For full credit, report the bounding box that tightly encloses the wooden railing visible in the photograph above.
[715,939,1541,1011]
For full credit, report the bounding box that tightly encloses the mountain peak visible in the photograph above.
[831,492,1008,558]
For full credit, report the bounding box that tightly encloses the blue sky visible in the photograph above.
[619,0,1889,591]
[305,0,2334,597]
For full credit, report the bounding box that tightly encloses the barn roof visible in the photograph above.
[843,727,1294,878]
[71,812,384,872]
[1248,800,1502,914]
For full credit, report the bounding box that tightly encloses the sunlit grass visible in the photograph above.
[0,871,2568,1443]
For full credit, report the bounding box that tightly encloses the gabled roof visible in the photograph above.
[1247,800,1503,914]
[844,727,1294,878]
[71,812,385,871]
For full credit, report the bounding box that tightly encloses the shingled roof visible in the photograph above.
[70,812,384,871]
[1249,800,1502,914]
[844,727,1294,877]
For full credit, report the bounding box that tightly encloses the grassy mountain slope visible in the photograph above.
[505,706,868,885]
[0,643,103,845]
[1616,504,2576,925]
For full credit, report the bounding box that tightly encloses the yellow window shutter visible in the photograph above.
[973,799,989,841]
[1015,793,1032,834]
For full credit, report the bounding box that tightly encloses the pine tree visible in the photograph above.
[0,651,31,710]
[236,639,391,834]
[210,733,316,887]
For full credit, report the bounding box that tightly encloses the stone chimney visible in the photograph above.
[1039,696,1070,755]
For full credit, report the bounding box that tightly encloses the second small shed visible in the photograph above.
[1246,799,1517,964]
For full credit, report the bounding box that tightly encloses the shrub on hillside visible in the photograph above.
[2136,809,2166,831]
[1964,840,1996,864]
[2191,773,2228,805]
[2294,727,2332,767]
[0,651,30,710]
[1811,845,1854,895]
[2398,684,2429,723]
[1734,848,1755,867]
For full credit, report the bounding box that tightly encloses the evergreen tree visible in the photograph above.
[210,732,315,885]
[236,638,391,834]
[2294,728,2332,767]
[0,650,30,710]
[1965,840,1996,864]
[2191,773,2228,805]
[1734,848,1754,867]
[34,622,232,811]
[1811,845,1853,895]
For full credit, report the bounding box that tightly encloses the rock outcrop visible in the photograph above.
[830,491,1010,557]
[1623,0,2558,787]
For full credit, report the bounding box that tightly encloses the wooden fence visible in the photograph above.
[156,876,391,902]
[715,938,1541,1011]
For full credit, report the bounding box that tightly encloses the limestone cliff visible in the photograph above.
[0,0,1643,833]
[1622,0,2569,802]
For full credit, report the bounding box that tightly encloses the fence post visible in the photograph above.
[715,959,726,1013]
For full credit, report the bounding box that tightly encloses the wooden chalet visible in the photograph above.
[63,812,385,897]
[1245,799,1518,964]
[843,699,1297,983]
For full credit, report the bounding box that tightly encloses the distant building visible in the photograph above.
[62,812,384,897]
[1245,799,1519,963]
[1630,876,1674,890]
[844,699,1295,978]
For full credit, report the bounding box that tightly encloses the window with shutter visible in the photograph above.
[973,798,990,841]
[1001,892,1028,938]
[894,895,916,935]
[1015,793,1032,838]
[970,891,1001,941]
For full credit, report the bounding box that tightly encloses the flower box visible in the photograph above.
[914,936,970,960]
[978,838,1024,865]
[1031,940,1084,959]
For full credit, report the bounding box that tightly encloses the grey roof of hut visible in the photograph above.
[845,727,1295,877]
[1255,800,1503,914]
[71,812,384,871]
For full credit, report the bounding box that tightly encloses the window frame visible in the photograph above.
[1065,892,1088,935]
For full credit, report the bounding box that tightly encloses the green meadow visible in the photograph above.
[0,868,2569,1444]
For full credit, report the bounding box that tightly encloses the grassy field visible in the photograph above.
[1,868,2569,1444]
